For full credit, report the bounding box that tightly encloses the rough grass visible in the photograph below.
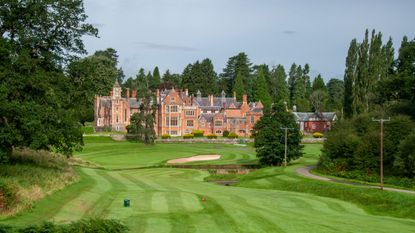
[0,149,77,217]
[2,142,415,232]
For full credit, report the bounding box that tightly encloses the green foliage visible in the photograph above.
[221,52,253,99]
[206,134,217,139]
[319,114,414,178]
[343,29,395,118]
[232,72,245,101]
[227,132,239,139]
[0,0,97,160]
[181,59,218,96]
[222,130,230,137]
[394,130,415,177]
[191,130,204,137]
[161,134,171,139]
[0,179,19,210]
[269,65,289,104]
[312,132,324,138]
[126,90,156,144]
[253,103,303,166]
[326,78,344,112]
[0,218,128,233]
[82,126,95,134]
[183,134,194,139]
[254,67,272,109]
[288,63,311,111]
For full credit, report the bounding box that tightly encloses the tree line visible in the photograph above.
[122,53,345,113]
[319,29,415,185]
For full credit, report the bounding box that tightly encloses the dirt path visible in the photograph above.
[167,154,221,164]
[296,165,415,195]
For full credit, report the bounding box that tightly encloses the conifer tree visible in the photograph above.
[233,72,245,101]
[150,66,161,90]
[270,65,289,104]
[254,68,272,108]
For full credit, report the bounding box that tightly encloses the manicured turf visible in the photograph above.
[2,139,415,232]
[76,136,257,169]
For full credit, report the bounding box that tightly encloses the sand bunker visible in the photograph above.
[167,155,221,164]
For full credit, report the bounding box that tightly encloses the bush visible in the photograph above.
[183,134,194,139]
[81,126,95,134]
[4,218,129,233]
[206,134,217,139]
[227,132,239,139]
[312,132,324,138]
[161,134,171,139]
[222,130,230,137]
[0,180,19,210]
[191,130,204,137]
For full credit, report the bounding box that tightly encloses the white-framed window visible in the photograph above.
[185,110,195,116]
[170,117,178,126]
[251,115,254,124]
[169,130,178,135]
[166,105,178,113]
[186,120,194,127]
[166,117,170,126]
[312,123,316,130]
[215,130,222,134]
[215,121,222,127]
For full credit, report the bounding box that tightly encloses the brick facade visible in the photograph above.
[95,81,264,136]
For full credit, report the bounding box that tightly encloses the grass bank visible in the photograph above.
[0,149,77,217]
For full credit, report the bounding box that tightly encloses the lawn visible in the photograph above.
[2,138,415,232]
[76,136,257,169]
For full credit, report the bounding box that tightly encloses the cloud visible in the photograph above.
[136,42,197,52]
[283,30,297,35]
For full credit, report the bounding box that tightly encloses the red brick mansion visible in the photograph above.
[94,80,264,137]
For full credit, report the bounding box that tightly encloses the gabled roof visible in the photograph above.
[293,112,337,122]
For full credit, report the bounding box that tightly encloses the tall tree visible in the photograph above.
[269,65,289,104]
[233,72,245,101]
[149,66,161,90]
[94,48,125,84]
[0,0,97,160]
[253,103,303,166]
[220,52,253,99]
[312,74,326,92]
[254,67,272,108]
[68,53,119,124]
[344,39,359,118]
[326,78,344,113]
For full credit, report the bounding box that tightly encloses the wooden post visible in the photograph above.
[372,117,390,190]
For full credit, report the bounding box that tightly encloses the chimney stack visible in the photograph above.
[126,88,130,99]
[233,91,236,101]
[132,89,137,98]
[185,89,189,97]
[242,94,247,104]
[208,95,213,106]
[110,91,113,97]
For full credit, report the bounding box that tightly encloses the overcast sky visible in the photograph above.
[83,0,415,81]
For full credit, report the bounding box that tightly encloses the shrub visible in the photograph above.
[222,130,230,137]
[227,132,239,139]
[206,134,217,139]
[81,126,95,134]
[161,134,171,139]
[8,218,129,233]
[0,180,19,210]
[183,134,194,139]
[312,132,324,138]
[191,130,204,137]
